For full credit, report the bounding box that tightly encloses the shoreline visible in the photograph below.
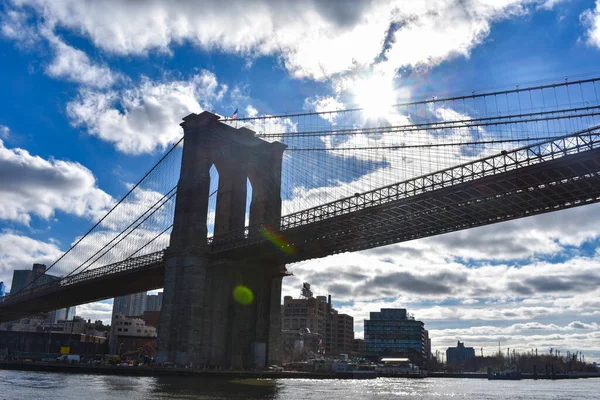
[1,361,599,380]
[0,361,335,379]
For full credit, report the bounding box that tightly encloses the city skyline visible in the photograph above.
[1,0,600,361]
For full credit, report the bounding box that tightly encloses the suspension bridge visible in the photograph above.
[2,77,600,368]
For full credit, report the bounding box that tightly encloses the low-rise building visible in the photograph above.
[109,313,157,355]
[0,330,106,358]
[142,310,160,329]
[61,317,108,338]
[281,329,321,362]
[0,315,46,332]
[281,284,355,355]
[446,341,475,365]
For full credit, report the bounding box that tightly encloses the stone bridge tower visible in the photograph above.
[157,111,287,368]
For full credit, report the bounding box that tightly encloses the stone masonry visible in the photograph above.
[156,112,286,368]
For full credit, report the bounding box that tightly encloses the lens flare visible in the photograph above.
[233,285,254,305]
[259,226,296,255]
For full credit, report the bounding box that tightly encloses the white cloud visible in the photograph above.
[286,235,600,305]
[0,8,39,47]
[0,137,114,225]
[537,0,567,10]
[0,125,9,139]
[73,300,113,324]
[1,9,119,88]
[8,0,563,81]
[67,71,227,154]
[581,1,600,48]
[303,96,345,125]
[246,105,258,118]
[233,114,298,142]
[43,29,118,88]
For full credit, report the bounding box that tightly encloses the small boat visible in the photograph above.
[333,361,377,379]
[376,358,427,378]
[488,368,522,380]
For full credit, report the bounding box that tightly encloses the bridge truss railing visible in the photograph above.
[209,125,600,252]
[0,250,165,306]
[279,125,600,228]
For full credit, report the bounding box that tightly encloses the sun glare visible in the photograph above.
[353,73,397,120]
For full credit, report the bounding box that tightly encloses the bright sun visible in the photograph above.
[353,73,397,120]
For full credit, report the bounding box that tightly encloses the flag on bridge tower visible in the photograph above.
[232,108,238,120]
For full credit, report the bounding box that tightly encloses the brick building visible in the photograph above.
[282,287,354,355]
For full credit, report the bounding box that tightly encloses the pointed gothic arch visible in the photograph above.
[207,163,219,237]
[245,177,253,228]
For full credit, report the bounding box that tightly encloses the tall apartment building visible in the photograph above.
[282,289,354,354]
[113,291,147,317]
[330,313,354,354]
[49,306,76,323]
[10,264,58,294]
[364,308,429,366]
[145,292,163,311]
[129,292,147,316]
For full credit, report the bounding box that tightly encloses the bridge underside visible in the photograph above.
[0,261,164,324]
[218,146,600,264]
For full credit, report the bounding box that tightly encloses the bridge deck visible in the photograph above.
[0,252,164,323]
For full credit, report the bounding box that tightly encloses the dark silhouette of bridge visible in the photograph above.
[2,77,600,368]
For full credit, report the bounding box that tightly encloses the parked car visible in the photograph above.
[56,355,81,364]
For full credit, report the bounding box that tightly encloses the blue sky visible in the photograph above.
[2,0,600,360]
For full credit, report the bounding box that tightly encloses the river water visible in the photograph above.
[0,370,597,399]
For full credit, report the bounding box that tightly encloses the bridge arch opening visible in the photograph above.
[245,177,253,228]
[207,163,219,237]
